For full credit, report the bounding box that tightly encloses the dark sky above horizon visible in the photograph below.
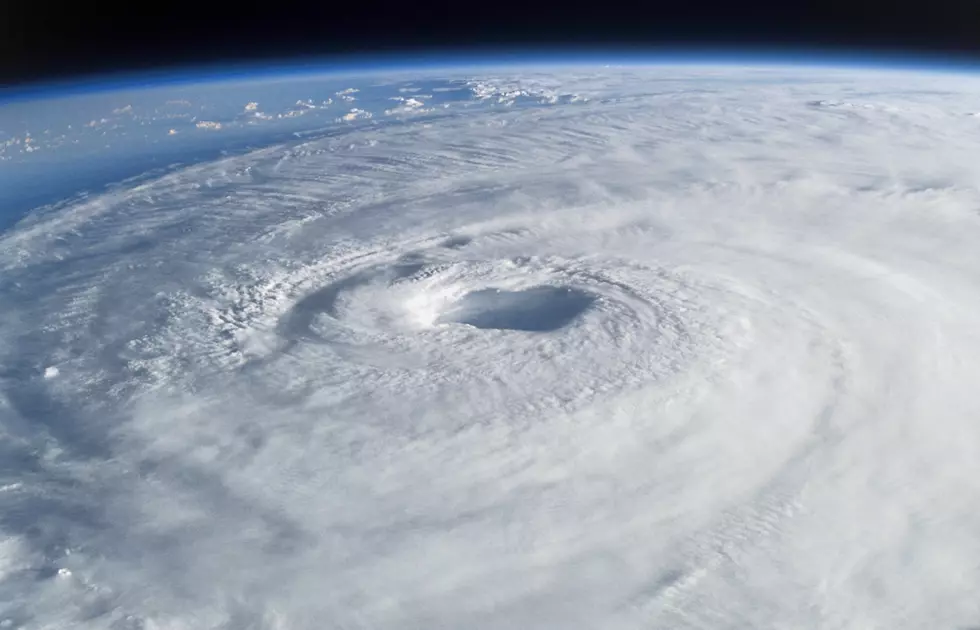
[4,0,980,88]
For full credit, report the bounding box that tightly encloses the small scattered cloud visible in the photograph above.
[336,88,359,103]
[195,121,222,130]
[240,102,274,121]
[466,80,584,107]
[384,97,432,116]
[388,97,425,108]
[339,108,372,122]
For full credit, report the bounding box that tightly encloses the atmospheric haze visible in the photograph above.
[2,64,980,628]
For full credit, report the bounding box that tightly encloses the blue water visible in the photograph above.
[0,130,300,232]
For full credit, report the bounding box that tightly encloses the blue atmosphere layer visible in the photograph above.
[3,46,980,103]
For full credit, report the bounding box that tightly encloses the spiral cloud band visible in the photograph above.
[3,66,980,628]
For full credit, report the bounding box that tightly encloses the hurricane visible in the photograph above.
[3,63,980,628]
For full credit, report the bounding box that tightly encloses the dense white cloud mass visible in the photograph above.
[3,65,980,628]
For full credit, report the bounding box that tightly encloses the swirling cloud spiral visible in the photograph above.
[3,65,980,629]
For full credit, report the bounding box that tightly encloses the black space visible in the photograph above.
[3,0,980,88]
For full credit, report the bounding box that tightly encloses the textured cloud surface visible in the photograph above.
[3,65,980,628]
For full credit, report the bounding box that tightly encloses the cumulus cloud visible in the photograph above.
[336,88,359,102]
[384,97,432,116]
[4,66,980,630]
[338,107,372,121]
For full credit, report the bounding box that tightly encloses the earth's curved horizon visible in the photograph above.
[3,56,980,628]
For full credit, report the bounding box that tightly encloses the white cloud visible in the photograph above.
[339,108,372,121]
[5,65,980,630]
[384,98,432,116]
[336,88,359,103]
[466,79,586,106]
[195,120,222,130]
[388,96,425,107]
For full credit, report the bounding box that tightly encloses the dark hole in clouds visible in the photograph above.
[438,285,595,332]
